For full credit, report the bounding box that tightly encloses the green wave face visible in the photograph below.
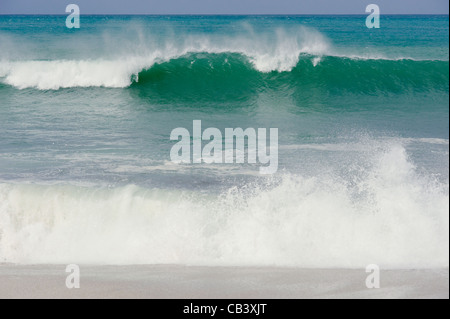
[130,53,262,105]
[289,56,449,94]
[130,53,449,105]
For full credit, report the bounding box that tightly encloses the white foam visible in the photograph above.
[404,138,450,146]
[0,26,332,90]
[0,144,448,268]
[1,24,447,90]
[281,138,450,152]
[1,59,146,90]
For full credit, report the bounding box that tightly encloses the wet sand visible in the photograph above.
[0,265,448,299]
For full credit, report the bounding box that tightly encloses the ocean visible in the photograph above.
[0,15,448,268]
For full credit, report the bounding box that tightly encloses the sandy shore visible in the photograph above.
[0,264,448,299]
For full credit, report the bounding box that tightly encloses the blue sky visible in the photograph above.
[0,0,449,14]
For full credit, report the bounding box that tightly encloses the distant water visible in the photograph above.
[0,15,448,267]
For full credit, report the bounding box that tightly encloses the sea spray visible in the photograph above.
[0,144,448,267]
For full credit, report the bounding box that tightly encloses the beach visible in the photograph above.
[0,265,448,299]
[0,15,448,299]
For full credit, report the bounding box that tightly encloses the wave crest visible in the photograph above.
[1,54,448,95]
[0,144,448,267]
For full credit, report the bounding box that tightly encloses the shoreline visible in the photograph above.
[0,265,448,299]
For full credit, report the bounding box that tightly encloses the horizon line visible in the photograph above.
[0,13,449,16]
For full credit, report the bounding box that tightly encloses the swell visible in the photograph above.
[131,54,449,103]
[1,54,448,96]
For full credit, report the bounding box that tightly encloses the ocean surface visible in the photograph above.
[0,15,448,267]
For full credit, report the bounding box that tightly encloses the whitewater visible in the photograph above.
[0,24,447,90]
[0,15,448,268]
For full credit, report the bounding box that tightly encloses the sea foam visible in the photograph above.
[0,144,448,268]
[0,27,330,90]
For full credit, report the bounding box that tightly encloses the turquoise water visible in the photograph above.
[0,15,448,267]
